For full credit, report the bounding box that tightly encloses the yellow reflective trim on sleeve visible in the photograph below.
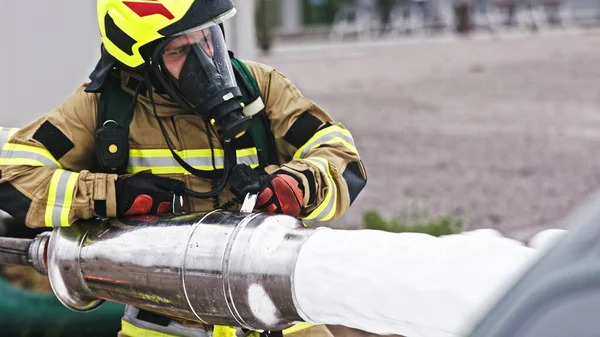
[0,158,47,167]
[293,126,357,159]
[121,320,179,337]
[1,143,63,168]
[303,157,337,221]
[283,323,315,335]
[45,171,62,228]
[45,170,79,228]
[60,172,79,227]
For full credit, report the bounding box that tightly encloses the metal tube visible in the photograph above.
[43,210,318,331]
[0,237,32,266]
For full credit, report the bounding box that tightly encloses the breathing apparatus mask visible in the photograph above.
[150,19,252,141]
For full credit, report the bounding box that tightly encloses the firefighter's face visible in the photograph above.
[162,28,215,79]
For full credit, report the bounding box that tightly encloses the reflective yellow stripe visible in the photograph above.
[130,148,258,158]
[45,171,61,228]
[0,143,63,168]
[44,170,79,228]
[121,320,179,337]
[283,323,315,335]
[0,158,48,167]
[235,148,259,157]
[130,149,216,158]
[128,166,191,175]
[128,148,259,175]
[293,126,357,159]
[213,325,237,337]
[60,173,79,226]
[303,157,337,221]
[0,127,62,168]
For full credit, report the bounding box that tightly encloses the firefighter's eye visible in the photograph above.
[164,45,191,57]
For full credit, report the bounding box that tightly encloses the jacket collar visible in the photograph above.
[119,71,188,118]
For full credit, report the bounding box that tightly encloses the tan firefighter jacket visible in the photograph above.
[0,61,366,228]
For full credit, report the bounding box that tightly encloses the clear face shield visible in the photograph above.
[152,16,252,141]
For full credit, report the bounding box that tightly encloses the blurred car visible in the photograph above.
[469,192,600,337]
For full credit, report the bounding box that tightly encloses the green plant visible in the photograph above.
[362,210,463,236]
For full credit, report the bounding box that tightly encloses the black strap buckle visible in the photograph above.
[95,120,130,174]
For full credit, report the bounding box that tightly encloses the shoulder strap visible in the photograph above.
[230,57,277,167]
[97,71,135,130]
[95,70,136,174]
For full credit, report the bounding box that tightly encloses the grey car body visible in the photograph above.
[469,192,600,337]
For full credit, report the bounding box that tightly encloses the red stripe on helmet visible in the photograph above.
[123,1,175,20]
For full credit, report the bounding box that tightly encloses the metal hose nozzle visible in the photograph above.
[41,211,317,331]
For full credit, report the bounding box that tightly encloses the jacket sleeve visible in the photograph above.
[0,85,118,228]
[246,61,367,221]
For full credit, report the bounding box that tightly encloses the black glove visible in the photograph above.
[116,173,185,216]
[229,164,304,217]
[229,164,273,198]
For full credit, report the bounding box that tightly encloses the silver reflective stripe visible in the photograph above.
[129,148,260,173]
[298,131,356,159]
[129,155,223,170]
[237,154,259,167]
[45,170,79,228]
[3,150,61,168]
[51,171,72,227]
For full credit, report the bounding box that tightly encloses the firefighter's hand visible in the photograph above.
[229,164,304,217]
[256,173,304,217]
[116,173,185,216]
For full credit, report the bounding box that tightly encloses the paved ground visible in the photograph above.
[259,28,600,242]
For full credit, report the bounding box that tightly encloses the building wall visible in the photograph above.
[0,1,99,127]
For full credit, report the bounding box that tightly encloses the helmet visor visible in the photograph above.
[156,23,237,112]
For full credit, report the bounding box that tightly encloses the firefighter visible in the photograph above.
[0,1,366,336]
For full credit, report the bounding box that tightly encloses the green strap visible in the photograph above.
[230,57,276,167]
[98,72,134,131]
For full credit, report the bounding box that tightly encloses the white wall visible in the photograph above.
[0,1,100,127]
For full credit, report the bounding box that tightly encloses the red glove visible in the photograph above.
[256,174,304,217]
[229,165,305,217]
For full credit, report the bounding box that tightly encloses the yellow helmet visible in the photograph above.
[97,0,236,68]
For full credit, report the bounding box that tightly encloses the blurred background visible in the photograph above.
[0,0,599,240]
